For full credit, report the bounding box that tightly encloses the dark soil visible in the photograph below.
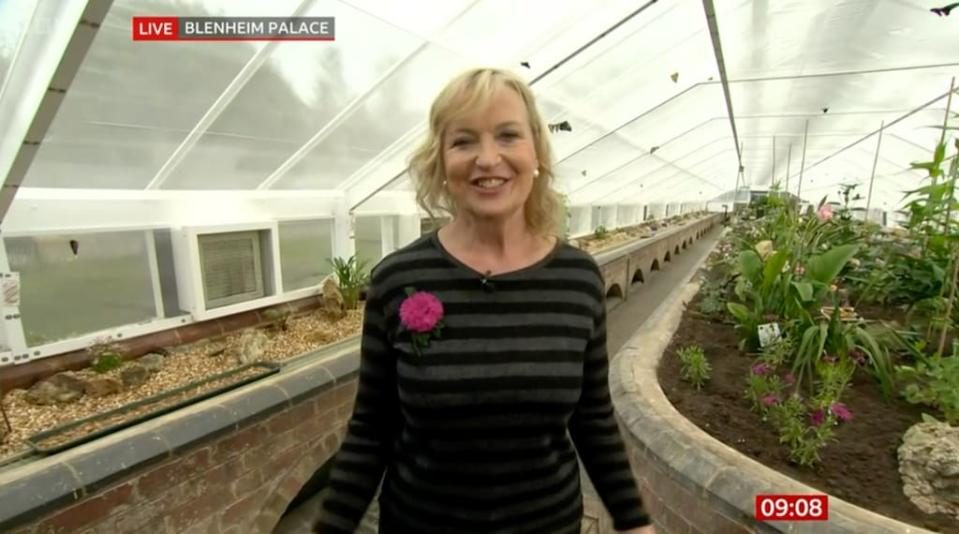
[658,292,958,533]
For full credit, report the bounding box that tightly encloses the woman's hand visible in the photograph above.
[621,525,656,534]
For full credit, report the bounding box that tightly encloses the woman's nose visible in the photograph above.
[475,137,501,168]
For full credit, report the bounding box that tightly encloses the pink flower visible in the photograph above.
[762,394,781,407]
[818,204,834,222]
[830,402,853,422]
[751,363,773,376]
[794,264,805,276]
[784,373,796,386]
[400,291,444,333]
[851,350,866,366]
[810,408,825,426]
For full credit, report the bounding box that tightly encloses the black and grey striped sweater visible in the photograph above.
[318,232,649,533]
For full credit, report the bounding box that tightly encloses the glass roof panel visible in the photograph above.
[3,0,958,217]
[272,44,465,189]
[435,0,600,65]
[22,0,301,189]
[555,132,639,191]
[161,1,425,190]
[338,1,646,199]
[718,0,959,80]
[0,0,34,94]
[342,0,474,36]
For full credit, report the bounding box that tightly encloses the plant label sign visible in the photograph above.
[1,272,19,307]
[758,322,781,348]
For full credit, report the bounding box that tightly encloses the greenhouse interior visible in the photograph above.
[1,0,959,533]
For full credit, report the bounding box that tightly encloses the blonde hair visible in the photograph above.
[408,67,562,237]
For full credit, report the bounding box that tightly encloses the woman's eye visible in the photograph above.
[500,131,519,140]
[452,138,472,147]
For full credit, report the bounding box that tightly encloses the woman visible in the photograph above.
[316,68,654,534]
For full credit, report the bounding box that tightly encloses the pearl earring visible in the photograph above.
[533,169,540,178]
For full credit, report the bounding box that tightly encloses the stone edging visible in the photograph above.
[592,215,717,266]
[0,345,360,530]
[608,280,935,533]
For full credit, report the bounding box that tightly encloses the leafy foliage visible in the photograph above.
[697,278,727,316]
[892,335,959,424]
[91,353,123,374]
[767,397,837,467]
[328,256,371,310]
[677,345,710,390]
[87,336,126,374]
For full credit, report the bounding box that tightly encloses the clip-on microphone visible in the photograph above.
[480,270,495,292]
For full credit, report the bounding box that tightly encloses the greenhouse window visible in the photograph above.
[198,231,265,309]
[278,219,333,292]
[4,231,158,347]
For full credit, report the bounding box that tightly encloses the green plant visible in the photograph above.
[91,353,123,374]
[593,225,608,240]
[725,210,862,352]
[768,396,838,467]
[745,369,786,416]
[792,309,892,398]
[86,337,126,374]
[697,279,727,316]
[328,255,371,310]
[895,341,959,424]
[760,337,794,367]
[899,92,959,354]
[677,345,710,390]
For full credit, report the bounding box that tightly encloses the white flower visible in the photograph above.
[755,240,774,260]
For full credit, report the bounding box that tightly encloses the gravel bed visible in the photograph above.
[0,309,363,461]
[30,366,268,453]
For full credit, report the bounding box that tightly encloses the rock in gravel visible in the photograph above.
[899,421,959,520]
[26,372,86,405]
[85,376,123,397]
[139,353,165,373]
[120,363,151,388]
[237,329,269,365]
[322,276,346,320]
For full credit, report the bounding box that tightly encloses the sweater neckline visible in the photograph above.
[429,230,563,281]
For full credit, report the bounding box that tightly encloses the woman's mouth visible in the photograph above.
[471,177,510,191]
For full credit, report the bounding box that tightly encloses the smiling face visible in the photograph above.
[441,85,539,225]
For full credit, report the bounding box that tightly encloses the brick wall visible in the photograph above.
[3,375,359,534]
[601,257,630,297]
[624,433,752,534]
[597,216,720,302]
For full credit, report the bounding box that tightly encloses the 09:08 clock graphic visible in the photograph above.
[755,494,829,521]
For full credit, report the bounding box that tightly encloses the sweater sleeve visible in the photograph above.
[568,290,651,531]
[316,282,398,533]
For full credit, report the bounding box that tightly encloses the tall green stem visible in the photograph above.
[936,78,957,355]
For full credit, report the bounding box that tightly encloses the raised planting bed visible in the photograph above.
[658,288,957,533]
[610,281,949,534]
[0,307,363,461]
[573,213,707,254]
[634,190,959,532]
[25,362,279,454]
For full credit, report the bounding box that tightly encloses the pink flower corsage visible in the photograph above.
[399,288,445,355]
